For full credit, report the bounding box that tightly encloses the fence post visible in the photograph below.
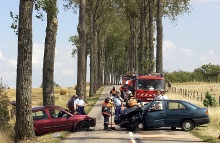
[193,91,195,100]
[196,92,199,101]
[219,96,220,107]
[201,93,203,102]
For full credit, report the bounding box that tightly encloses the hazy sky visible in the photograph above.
[0,0,220,88]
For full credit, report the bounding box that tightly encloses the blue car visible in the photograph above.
[140,100,210,131]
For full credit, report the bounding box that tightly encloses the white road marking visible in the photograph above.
[129,132,136,143]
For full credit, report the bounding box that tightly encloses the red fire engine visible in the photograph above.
[122,72,165,102]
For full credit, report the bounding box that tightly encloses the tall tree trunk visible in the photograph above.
[129,18,134,71]
[94,27,98,90]
[97,30,104,88]
[43,0,58,106]
[15,0,35,142]
[89,6,96,96]
[156,0,163,73]
[111,57,114,85]
[148,0,154,73]
[77,0,87,101]
[134,27,138,73]
[138,0,146,73]
[104,42,108,85]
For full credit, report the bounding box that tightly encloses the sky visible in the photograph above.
[0,0,220,88]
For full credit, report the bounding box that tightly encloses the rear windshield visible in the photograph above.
[137,79,165,90]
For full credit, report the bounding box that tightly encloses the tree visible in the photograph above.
[15,0,35,142]
[148,0,155,74]
[156,0,163,73]
[77,0,87,99]
[194,64,220,82]
[42,0,58,106]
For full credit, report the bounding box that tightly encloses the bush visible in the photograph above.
[203,92,218,107]
[0,87,10,129]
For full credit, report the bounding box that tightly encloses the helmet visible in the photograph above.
[105,97,110,103]
[127,90,132,95]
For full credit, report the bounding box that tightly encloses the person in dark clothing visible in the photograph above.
[110,86,117,97]
[168,82,172,92]
[67,95,77,114]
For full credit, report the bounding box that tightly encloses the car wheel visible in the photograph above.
[132,122,144,131]
[34,130,39,136]
[76,121,89,131]
[181,119,194,131]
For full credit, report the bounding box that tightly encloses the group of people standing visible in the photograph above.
[67,94,87,115]
[153,90,168,110]
[101,86,140,131]
[101,87,124,131]
[67,86,169,131]
[154,90,168,100]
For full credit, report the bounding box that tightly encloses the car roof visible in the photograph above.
[32,105,62,111]
[153,99,182,102]
[137,76,164,80]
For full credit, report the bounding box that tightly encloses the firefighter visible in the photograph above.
[127,91,140,108]
[110,86,117,97]
[102,97,113,131]
[125,90,132,107]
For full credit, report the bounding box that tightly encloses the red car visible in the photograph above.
[31,105,96,135]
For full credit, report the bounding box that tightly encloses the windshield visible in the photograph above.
[137,79,165,90]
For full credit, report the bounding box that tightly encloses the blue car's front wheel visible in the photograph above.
[132,122,144,131]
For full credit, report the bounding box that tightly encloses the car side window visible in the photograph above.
[167,102,186,110]
[32,110,48,121]
[149,101,163,111]
[49,109,68,118]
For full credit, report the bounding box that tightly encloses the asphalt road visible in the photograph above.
[60,85,205,143]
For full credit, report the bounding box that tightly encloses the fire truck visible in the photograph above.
[122,72,165,103]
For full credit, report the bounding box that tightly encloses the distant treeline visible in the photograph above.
[164,63,220,83]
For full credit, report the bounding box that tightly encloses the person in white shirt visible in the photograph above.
[74,94,87,114]
[154,90,162,100]
[154,90,167,110]
[113,92,124,120]
[161,91,168,100]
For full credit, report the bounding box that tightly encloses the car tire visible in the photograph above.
[76,121,89,131]
[34,130,39,136]
[132,122,144,131]
[181,119,194,131]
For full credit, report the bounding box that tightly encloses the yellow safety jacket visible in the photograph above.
[128,97,138,107]
[102,102,112,116]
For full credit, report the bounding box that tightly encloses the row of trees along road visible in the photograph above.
[11,0,190,142]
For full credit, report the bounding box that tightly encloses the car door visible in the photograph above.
[33,109,53,134]
[143,101,165,127]
[164,101,188,127]
[48,108,74,132]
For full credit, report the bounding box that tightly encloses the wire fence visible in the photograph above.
[169,87,220,106]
